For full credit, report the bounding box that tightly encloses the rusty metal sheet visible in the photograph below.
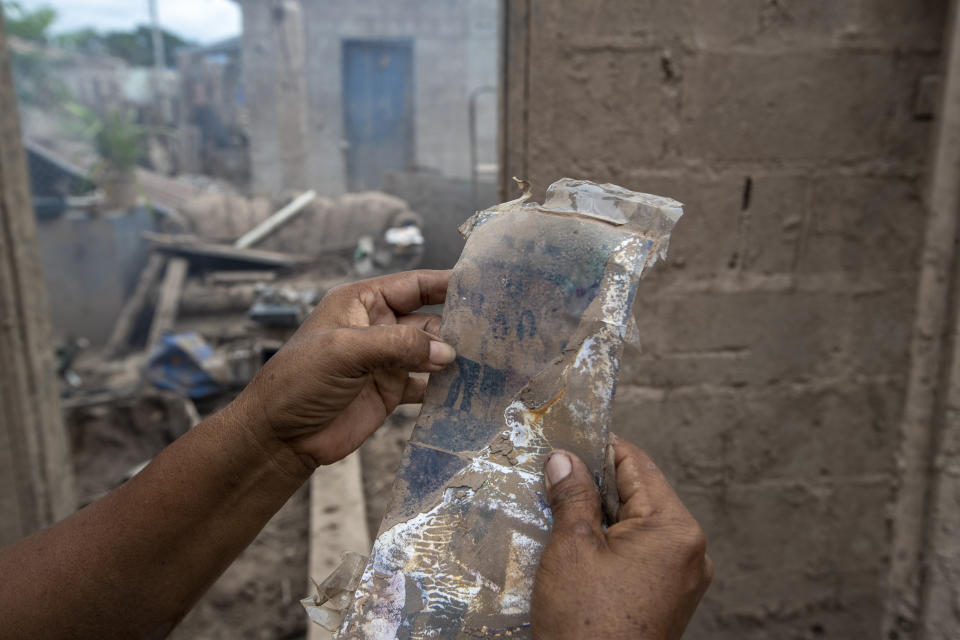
[336,178,682,639]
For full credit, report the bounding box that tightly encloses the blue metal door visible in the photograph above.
[342,40,414,191]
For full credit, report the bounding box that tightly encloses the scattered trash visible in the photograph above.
[145,333,231,398]
[301,552,369,632]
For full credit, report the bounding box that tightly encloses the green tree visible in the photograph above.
[1,2,66,105]
[1,1,57,43]
[57,25,192,68]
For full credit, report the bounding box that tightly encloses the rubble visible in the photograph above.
[334,178,683,639]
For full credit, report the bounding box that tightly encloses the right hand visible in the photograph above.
[531,436,713,639]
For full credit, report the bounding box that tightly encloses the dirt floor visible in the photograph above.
[66,390,418,639]
[170,486,311,640]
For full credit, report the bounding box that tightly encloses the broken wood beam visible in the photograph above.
[147,257,188,349]
[234,189,316,249]
[105,252,166,358]
[143,231,309,269]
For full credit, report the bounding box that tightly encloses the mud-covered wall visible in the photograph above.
[500,2,947,637]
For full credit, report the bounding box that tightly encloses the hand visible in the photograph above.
[233,269,456,469]
[531,436,712,640]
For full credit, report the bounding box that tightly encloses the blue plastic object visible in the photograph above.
[145,332,224,398]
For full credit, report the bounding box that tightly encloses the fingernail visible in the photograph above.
[429,340,456,366]
[545,452,572,490]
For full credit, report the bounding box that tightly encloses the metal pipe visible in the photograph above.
[469,86,495,211]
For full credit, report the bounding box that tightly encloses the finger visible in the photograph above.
[395,313,443,336]
[543,450,605,544]
[400,375,428,405]
[358,270,451,316]
[612,434,686,522]
[326,325,456,376]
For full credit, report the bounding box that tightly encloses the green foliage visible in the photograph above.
[1,1,57,43]
[52,27,103,54]
[56,25,192,68]
[64,103,143,175]
[2,2,66,105]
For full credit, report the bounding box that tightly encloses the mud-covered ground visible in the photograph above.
[67,394,417,639]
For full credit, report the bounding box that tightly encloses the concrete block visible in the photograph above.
[678,483,882,640]
[627,171,744,279]
[696,482,833,582]
[691,0,852,50]
[621,171,805,278]
[690,0,946,52]
[622,287,913,387]
[624,291,837,387]
[727,381,902,484]
[681,51,898,162]
[798,175,925,276]
[822,479,892,572]
[884,52,944,166]
[853,0,948,51]
[612,386,736,487]
[613,378,901,488]
[736,173,808,274]
[525,48,668,188]
[536,0,692,45]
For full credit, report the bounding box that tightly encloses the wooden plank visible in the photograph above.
[234,189,316,249]
[206,270,277,284]
[105,252,166,358]
[307,452,370,640]
[147,257,188,349]
[0,14,75,545]
[143,231,308,268]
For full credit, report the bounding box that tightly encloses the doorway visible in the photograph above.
[342,39,414,191]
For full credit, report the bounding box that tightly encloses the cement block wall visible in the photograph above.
[35,209,153,346]
[240,0,498,196]
[501,1,946,637]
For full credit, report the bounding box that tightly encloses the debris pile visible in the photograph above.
[61,187,428,489]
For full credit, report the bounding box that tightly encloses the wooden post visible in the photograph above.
[0,14,76,546]
[105,252,166,358]
[147,257,188,349]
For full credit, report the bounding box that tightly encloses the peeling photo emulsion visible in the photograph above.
[336,178,683,639]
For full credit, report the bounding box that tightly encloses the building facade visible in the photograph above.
[236,0,498,196]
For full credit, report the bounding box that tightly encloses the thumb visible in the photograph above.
[326,325,456,375]
[543,450,604,542]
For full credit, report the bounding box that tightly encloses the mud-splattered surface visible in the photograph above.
[170,487,310,640]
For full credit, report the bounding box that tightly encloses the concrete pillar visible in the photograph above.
[0,14,76,546]
[239,0,309,194]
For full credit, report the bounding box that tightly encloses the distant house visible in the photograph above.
[233,0,498,195]
[176,36,250,183]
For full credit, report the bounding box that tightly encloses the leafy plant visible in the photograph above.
[64,103,143,175]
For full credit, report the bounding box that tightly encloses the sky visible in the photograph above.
[17,0,241,44]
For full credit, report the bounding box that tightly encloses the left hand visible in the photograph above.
[233,269,456,468]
